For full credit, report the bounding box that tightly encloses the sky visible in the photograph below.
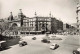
[0,0,79,24]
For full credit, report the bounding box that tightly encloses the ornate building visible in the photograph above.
[2,9,63,36]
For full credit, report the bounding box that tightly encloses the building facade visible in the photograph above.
[63,23,77,34]
[2,9,64,36]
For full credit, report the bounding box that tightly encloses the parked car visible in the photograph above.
[41,39,50,43]
[0,41,7,51]
[32,37,36,40]
[50,43,59,50]
[19,39,27,47]
[73,48,80,54]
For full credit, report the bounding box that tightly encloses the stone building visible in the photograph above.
[2,9,64,35]
[63,23,76,34]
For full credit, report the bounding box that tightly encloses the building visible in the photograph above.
[2,9,64,36]
[63,23,76,34]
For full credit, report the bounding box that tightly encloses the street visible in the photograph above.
[0,35,80,54]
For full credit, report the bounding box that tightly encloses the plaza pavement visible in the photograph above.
[0,34,80,54]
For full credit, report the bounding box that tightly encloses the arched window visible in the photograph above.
[12,23,18,28]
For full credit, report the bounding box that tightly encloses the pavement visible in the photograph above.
[0,34,80,54]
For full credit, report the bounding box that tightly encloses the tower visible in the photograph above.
[8,12,13,21]
[49,11,51,17]
[34,11,38,31]
[76,0,80,32]
[18,9,23,26]
[35,11,37,17]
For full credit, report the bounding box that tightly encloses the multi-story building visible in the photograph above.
[63,23,76,34]
[20,16,63,34]
[2,9,64,35]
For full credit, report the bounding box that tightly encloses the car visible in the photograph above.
[41,39,50,43]
[73,48,80,54]
[50,43,59,50]
[0,41,7,51]
[32,37,36,40]
[19,39,27,47]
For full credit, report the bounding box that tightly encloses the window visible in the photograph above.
[20,32,25,34]
[32,24,33,27]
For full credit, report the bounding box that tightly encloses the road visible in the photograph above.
[0,35,80,54]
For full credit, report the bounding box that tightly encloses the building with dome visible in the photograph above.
[2,9,64,36]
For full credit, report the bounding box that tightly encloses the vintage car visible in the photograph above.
[19,39,27,47]
[50,43,59,50]
[32,37,36,40]
[0,41,7,50]
[41,39,50,43]
[73,48,80,54]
